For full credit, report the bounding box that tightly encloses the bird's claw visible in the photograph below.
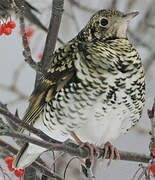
[101,141,120,167]
[80,142,99,168]
[71,132,99,168]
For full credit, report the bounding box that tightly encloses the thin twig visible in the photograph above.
[0,84,27,100]
[148,99,155,155]
[64,157,79,179]
[148,99,155,139]
[18,5,38,71]
[0,104,59,143]
[33,161,64,180]
[0,139,18,155]
[68,0,96,13]
[8,0,38,71]
[0,102,18,131]
[12,62,26,87]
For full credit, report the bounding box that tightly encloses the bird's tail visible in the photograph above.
[13,142,45,169]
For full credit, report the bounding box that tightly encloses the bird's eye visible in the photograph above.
[100,18,108,26]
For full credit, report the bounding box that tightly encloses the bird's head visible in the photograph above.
[79,9,139,41]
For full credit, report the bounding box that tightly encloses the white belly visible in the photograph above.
[74,103,132,146]
[39,89,139,147]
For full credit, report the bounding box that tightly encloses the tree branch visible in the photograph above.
[68,0,96,13]
[0,127,151,164]
[0,109,151,165]
[0,102,151,164]
[148,99,155,155]
[0,102,17,131]
[18,5,38,70]
[41,0,64,69]
[0,104,59,143]
[8,0,38,71]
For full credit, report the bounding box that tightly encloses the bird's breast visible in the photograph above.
[41,69,144,146]
[40,43,145,146]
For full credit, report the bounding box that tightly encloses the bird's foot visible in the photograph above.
[100,141,120,167]
[71,132,99,168]
[80,142,99,168]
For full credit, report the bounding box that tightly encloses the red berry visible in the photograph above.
[14,169,25,177]
[8,163,15,171]
[0,27,4,35]
[150,164,155,176]
[26,28,34,37]
[152,148,155,156]
[4,27,12,35]
[37,52,42,60]
[5,157,14,164]
[1,23,6,31]
[7,21,16,29]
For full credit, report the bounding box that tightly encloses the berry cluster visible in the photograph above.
[19,27,34,45]
[19,27,42,60]
[0,21,16,36]
[150,148,155,177]
[5,157,25,178]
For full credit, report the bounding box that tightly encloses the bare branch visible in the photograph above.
[8,0,38,71]
[0,104,58,143]
[33,161,64,180]
[0,101,151,165]
[0,113,151,165]
[0,139,18,155]
[0,102,18,131]
[41,0,64,68]
[0,84,27,101]
[17,5,38,70]
[68,0,96,13]
[109,0,117,9]
[148,99,155,152]
[0,126,151,165]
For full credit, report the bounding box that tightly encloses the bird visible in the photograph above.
[13,9,145,170]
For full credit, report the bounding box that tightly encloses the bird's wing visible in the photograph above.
[21,42,78,127]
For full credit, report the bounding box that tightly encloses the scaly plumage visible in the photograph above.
[13,9,145,169]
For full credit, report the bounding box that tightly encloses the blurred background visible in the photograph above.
[0,0,155,179]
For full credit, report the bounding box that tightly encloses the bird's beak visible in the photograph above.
[115,11,139,38]
[123,11,139,22]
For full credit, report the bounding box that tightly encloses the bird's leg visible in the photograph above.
[101,141,120,167]
[71,132,99,168]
